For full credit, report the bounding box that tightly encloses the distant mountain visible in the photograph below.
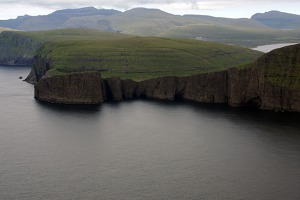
[0,7,300,47]
[251,11,300,29]
[0,7,121,31]
[184,15,267,28]
[51,7,120,16]
[0,7,265,33]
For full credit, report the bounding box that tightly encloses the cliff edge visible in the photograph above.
[33,44,300,112]
[35,72,104,104]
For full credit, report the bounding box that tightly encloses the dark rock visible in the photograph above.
[104,77,123,101]
[182,72,228,103]
[34,72,104,104]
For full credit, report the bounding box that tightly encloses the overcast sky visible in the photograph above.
[1,0,300,20]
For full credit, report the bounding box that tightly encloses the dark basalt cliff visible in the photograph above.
[35,72,104,104]
[33,44,300,112]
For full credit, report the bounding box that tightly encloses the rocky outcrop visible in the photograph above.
[34,68,300,112]
[227,43,300,111]
[25,54,54,84]
[34,72,104,104]
[33,44,300,112]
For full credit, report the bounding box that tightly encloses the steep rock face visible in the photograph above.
[25,54,54,84]
[33,44,300,112]
[33,68,300,111]
[181,72,228,103]
[103,77,123,101]
[227,66,261,107]
[121,73,228,103]
[24,67,37,84]
[34,72,104,104]
[121,79,138,99]
[136,76,179,100]
[256,44,300,111]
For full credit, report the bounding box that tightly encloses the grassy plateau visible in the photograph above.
[15,29,263,81]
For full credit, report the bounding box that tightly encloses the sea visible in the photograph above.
[252,43,298,53]
[1,66,300,200]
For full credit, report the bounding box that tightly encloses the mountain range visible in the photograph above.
[251,10,300,29]
[2,7,300,31]
[0,7,300,47]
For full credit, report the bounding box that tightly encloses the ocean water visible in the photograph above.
[1,66,300,200]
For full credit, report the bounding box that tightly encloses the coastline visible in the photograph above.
[30,43,300,112]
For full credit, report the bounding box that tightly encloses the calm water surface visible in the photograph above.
[1,66,300,200]
[252,43,298,53]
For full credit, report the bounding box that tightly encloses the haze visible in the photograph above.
[1,0,300,20]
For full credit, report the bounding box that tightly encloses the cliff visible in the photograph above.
[0,31,41,65]
[34,72,104,104]
[33,44,300,112]
[25,54,54,84]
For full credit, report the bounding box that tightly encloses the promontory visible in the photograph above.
[1,29,298,112]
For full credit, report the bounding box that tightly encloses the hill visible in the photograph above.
[34,41,300,112]
[184,15,267,28]
[0,31,41,65]
[0,7,120,31]
[251,11,300,29]
[0,7,300,47]
[17,29,262,82]
[158,24,300,47]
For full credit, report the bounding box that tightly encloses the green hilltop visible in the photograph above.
[17,29,263,81]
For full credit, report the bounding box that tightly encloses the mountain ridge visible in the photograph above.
[0,7,300,47]
[251,10,300,29]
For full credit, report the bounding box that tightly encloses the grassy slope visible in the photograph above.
[183,15,268,28]
[159,24,300,47]
[16,29,262,81]
[257,44,300,88]
[18,28,130,41]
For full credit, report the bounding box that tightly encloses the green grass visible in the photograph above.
[257,45,300,88]
[13,29,262,81]
[40,36,262,80]
[159,24,300,47]
[18,28,131,42]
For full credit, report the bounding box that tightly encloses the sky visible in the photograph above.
[0,0,300,20]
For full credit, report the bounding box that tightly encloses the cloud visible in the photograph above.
[2,0,298,10]
[0,0,300,9]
